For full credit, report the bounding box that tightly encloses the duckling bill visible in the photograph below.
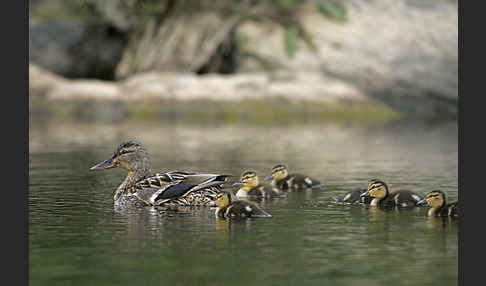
[90,140,231,208]
[265,164,322,192]
[233,170,285,200]
[215,191,272,219]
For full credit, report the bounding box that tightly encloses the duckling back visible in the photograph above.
[243,183,285,200]
[276,173,322,191]
[333,188,372,204]
[389,190,425,207]
[217,200,272,218]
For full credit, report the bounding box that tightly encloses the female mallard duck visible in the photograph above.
[215,191,272,218]
[89,140,230,208]
[418,190,459,217]
[332,187,373,204]
[265,164,322,192]
[233,170,285,200]
[360,179,425,207]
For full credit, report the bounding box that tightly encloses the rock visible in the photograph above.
[29,63,366,104]
[30,0,127,80]
[29,63,65,97]
[237,0,458,117]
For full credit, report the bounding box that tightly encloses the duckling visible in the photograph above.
[265,164,322,192]
[418,190,459,217]
[360,179,425,207]
[215,191,272,219]
[332,187,373,204]
[89,140,231,208]
[233,170,285,200]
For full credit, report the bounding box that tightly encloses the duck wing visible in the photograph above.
[290,173,322,189]
[390,190,424,207]
[263,183,286,198]
[333,188,367,204]
[447,201,459,217]
[165,171,231,186]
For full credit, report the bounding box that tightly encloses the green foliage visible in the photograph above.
[279,0,297,10]
[284,26,299,59]
[317,1,348,22]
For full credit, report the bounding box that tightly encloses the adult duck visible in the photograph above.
[89,140,230,208]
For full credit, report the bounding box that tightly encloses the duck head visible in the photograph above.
[90,140,151,180]
[265,164,289,182]
[419,190,446,209]
[233,170,260,191]
[361,179,389,204]
[215,191,236,209]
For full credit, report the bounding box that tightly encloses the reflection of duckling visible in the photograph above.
[233,170,285,199]
[418,190,458,217]
[332,187,373,204]
[360,179,425,207]
[215,192,272,219]
[265,164,322,192]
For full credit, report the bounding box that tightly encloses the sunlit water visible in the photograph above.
[29,119,458,286]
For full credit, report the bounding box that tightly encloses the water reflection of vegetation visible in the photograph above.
[30,98,401,125]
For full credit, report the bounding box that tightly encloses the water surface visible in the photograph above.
[29,119,458,286]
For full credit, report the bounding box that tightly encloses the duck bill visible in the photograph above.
[89,158,117,170]
[232,181,243,187]
[264,175,273,181]
[360,190,370,197]
[417,198,429,206]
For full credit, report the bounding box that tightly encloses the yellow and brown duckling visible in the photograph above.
[332,187,373,204]
[265,164,322,192]
[233,170,285,200]
[360,179,426,208]
[89,140,231,208]
[215,191,272,219]
[418,190,459,217]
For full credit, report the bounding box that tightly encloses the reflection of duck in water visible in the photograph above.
[418,190,459,217]
[368,204,387,222]
[90,140,231,208]
[215,191,272,219]
[233,170,285,200]
[265,164,322,192]
[360,179,426,208]
[332,187,373,204]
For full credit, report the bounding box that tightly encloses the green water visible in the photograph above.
[29,119,458,286]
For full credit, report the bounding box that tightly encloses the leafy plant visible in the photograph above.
[317,1,348,22]
[284,26,299,59]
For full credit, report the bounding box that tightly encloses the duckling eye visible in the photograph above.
[118,150,132,156]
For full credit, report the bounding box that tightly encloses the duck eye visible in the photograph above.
[119,150,132,155]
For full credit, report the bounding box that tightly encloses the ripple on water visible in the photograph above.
[29,121,458,286]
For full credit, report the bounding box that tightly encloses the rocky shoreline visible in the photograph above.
[30,0,457,121]
[29,63,368,103]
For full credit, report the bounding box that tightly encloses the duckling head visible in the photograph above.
[422,190,446,209]
[215,191,236,208]
[265,164,289,182]
[89,140,151,175]
[233,170,260,192]
[361,179,389,200]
